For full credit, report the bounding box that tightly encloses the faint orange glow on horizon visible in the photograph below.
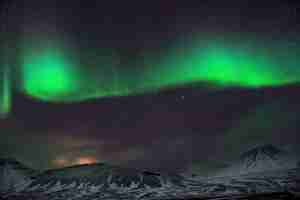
[75,156,97,165]
[54,157,69,167]
[54,156,97,168]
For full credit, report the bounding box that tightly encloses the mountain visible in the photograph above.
[217,144,299,177]
[1,158,299,199]
[0,158,36,193]
[3,162,184,200]
[28,162,184,189]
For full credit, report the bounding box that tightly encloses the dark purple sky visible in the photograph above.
[1,85,299,172]
[0,0,300,172]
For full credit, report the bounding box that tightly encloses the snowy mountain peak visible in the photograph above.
[240,144,284,163]
[217,144,299,177]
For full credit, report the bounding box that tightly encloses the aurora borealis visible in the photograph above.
[20,38,82,101]
[141,36,300,90]
[0,0,299,117]
[0,64,11,117]
[1,34,300,116]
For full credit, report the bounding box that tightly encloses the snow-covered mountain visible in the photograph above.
[0,158,36,193]
[0,158,299,199]
[26,162,184,191]
[0,162,183,199]
[217,144,299,177]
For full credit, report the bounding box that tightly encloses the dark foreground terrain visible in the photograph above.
[1,191,299,200]
[0,165,299,200]
[1,143,300,200]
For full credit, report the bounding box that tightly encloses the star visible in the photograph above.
[176,95,185,102]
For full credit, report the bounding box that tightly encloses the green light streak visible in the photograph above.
[144,37,300,89]
[17,35,300,103]
[0,64,11,117]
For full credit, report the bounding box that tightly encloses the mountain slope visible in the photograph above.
[0,158,36,193]
[21,162,184,196]
[0,158,299,199]
[2,166,300,199]
[217,144,299,177]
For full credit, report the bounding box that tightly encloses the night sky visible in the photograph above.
[0,0,300,173]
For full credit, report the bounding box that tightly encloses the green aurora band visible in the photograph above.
[147,36,300,88]
[20,41,82,101]
[0,64,11,117]
[16,36,300,99]
[1,34,300,115]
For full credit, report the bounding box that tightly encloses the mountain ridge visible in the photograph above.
[217,144,299,177]
[0,155,299,199]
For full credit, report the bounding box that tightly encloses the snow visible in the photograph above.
[0,154,299,199]
[216,145,299,177]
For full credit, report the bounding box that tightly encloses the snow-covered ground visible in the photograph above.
[1,167,299,199]
[0,145,299,199]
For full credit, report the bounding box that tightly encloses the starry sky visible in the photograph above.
[0,0,300,173]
